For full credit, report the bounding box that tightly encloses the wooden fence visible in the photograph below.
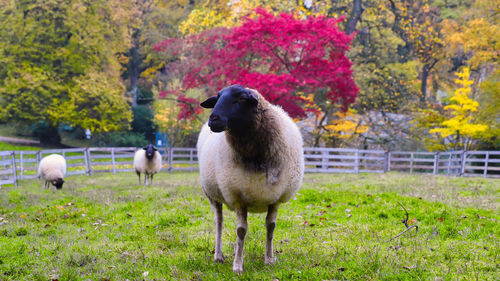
[0,147,498,188]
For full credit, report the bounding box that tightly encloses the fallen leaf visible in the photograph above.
[345,209,351,213]
[347,214,352,218]
[437,218,443,222]
[338,267,345,271]
[317,211,326,216]
[20,214,26,219]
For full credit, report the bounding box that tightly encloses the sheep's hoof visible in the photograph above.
[264,255,276,265]
[232,264,244,274]
[214,255,224,263]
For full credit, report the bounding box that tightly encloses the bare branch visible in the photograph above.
[385,201,419,242]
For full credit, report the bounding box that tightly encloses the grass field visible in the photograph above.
[0,172,498,280]
[0,142,40,151]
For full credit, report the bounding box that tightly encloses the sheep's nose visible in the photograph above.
[209,114,220,122]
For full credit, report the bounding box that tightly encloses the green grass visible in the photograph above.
[0,142,40,151]
[0,172,498,280]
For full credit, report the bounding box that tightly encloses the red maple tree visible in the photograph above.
[154,8,358,119]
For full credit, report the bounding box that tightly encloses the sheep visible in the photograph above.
[133,144,162,185]
[197,84,304,273]
[38,154,67,189]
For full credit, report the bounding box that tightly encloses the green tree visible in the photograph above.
[0,0,132,142]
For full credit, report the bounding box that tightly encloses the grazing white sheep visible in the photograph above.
[133,144,162,186]
[38,154,67,189]
[197,85,304,273]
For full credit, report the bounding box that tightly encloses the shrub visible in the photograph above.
[92,132,148,147]
[131,105,156,141]
[31,121,61,145]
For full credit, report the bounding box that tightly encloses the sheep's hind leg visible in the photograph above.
[136,171,141,185]
[265,204,279,265]
[144,173,148,185]
[150,174,154,186]
[212,201,224,263]
[233,206,248,273]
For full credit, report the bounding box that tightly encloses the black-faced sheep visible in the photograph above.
[38,154,67,189]
[197,85,304,273]
[133,144,162,185]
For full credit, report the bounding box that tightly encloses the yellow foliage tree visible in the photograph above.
[154,93,203,147]
[324,109,369,146]
[429,67,488,150]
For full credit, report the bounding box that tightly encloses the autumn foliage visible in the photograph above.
[154,9,358,119]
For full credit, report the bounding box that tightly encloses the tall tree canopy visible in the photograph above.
[0,0,132,133]
[154,9,358,119]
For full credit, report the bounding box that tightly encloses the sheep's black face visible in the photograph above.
[143,144,157,160]
[201,85,258,134]
[53,178,64,189]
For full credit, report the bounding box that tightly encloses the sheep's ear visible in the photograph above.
[153,146,158,151]
[142,146,148,150]
[200,96,218,108]
[244,91,258,107]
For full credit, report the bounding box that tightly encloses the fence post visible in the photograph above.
[168,147,173,172]
[20,151,24,179]
[460,151,466,175]
[387,152,392,172]
[483,151,489,177]
[37,151,42,179]
[85,148,91,175]
[448,152,453,175]
[189,149,194,172]
[410,152,414,174]
[383,151,389,173]
[321,150,329,171]
[433,152,439,175]
[354,150,359,174]
[11,152,18,188]
[111,148,116,174]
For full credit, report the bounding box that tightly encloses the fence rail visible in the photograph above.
[0,147,498,188]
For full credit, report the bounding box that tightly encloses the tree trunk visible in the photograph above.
[129,36,141,108]
[346,0,363,35]
[420,64,430,103]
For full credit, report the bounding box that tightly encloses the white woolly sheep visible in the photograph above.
[38,154,67,189]
[197,85,304,273]
[133,144,162,186]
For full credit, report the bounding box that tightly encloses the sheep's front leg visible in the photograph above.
[212,201,224,263]
[265,204,279,265]
[150,174,154,186]
[233,207,248,273]
[144,173,148,185]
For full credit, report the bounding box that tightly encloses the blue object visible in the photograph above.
[155,132,169,152]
